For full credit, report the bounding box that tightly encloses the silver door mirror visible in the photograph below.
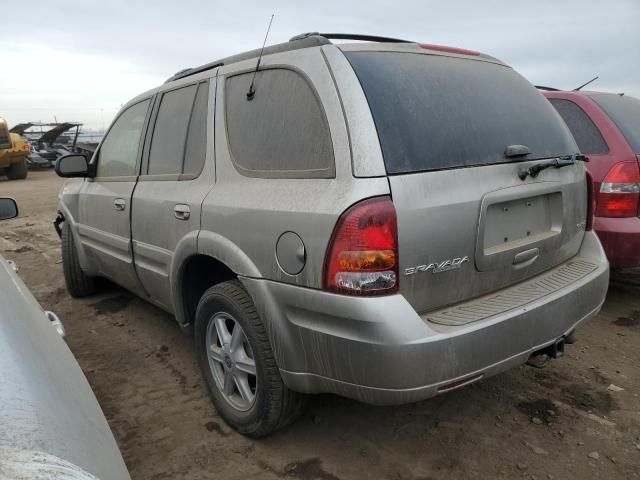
[0,197,18,220]
[55,153,89,177]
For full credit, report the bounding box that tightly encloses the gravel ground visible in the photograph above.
[2,170,639,480]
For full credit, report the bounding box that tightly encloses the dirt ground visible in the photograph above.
[1,169,639,480]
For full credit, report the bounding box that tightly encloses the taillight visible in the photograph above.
[596,161,640,218]
[324,196,399,296]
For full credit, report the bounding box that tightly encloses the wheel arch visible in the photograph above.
[57,201,95,274]
[171,231,262,329]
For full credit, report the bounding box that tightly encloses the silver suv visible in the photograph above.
[55,33,610,437]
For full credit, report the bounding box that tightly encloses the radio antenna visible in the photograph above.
[247,14,275,101]
[573,76,599,91]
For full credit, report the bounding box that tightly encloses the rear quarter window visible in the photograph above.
[548,99,609,155]
[224,68,334,178]
[591,94,640,153]
[345,52,577,174]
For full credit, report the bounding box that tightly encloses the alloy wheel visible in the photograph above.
[205,312,257,411]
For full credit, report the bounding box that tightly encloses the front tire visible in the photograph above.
[61,221,96,297]
[6,159,27,180]
[194,280,305,437]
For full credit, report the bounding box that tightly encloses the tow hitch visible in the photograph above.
[526,336,567,369]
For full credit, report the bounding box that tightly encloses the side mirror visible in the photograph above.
[0,197,18,220]
[55,153,90,178]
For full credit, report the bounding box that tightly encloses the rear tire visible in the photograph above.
[194,280,305,437]
[6,159,27,180]
[61,221,96,297]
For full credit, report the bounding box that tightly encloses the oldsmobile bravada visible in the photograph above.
[55,33,610,437]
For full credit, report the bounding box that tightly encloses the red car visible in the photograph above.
[543,89,640,272]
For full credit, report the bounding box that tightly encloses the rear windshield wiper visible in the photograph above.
[518,154,588,181]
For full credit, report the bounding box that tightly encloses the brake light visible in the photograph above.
[419,43,480,56]
[324,196,399,295]
[596,161,640,218]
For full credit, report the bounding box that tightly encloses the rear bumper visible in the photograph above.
[242,232,609,405]
[594,216,640,270]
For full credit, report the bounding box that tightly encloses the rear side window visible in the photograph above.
[224,68,334,178]
[97,99,150,177]
[548,99,609,155]
[591,94,640,153]
[345,52,577,174]
[148,84,198,175]
[183,82,209,175]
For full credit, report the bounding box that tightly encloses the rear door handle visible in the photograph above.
[114,198,126,211]
[174,204,190,220]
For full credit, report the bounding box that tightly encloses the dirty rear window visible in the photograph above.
[591,94,640,153]
[345,52,577,174]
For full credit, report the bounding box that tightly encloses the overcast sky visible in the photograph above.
[1,0,638,130]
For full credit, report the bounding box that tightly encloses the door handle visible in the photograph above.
[114,198,126,211]
[513,248,539,268]
[174,204,190,220]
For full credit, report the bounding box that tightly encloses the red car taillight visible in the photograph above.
[324,196,399,296]
[596,161,640,218]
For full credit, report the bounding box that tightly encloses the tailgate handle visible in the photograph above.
[513,248,539,266]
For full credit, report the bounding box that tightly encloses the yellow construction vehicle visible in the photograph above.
[0,117,29,180]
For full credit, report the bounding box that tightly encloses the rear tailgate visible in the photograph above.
[345,49,588,314]
[390,163,587,314]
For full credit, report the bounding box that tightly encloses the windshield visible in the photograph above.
[591,93,640,153]
[345,51,577,174]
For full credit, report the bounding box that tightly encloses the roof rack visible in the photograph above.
[290,32,412,43]
[165,32,414,83]
[535,85,560,91]
[165,34,330,83]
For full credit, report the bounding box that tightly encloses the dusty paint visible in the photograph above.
[0,448,99,480]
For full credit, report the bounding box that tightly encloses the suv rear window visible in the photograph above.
[548,99,609,155]
[345,52,576,174]
[591,94,640,153]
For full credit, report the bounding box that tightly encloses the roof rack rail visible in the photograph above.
[164,34,332,83]
[165,32,412,83]
[165,62,225,84]
[290,32,413,43]
[535,85,560,91]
